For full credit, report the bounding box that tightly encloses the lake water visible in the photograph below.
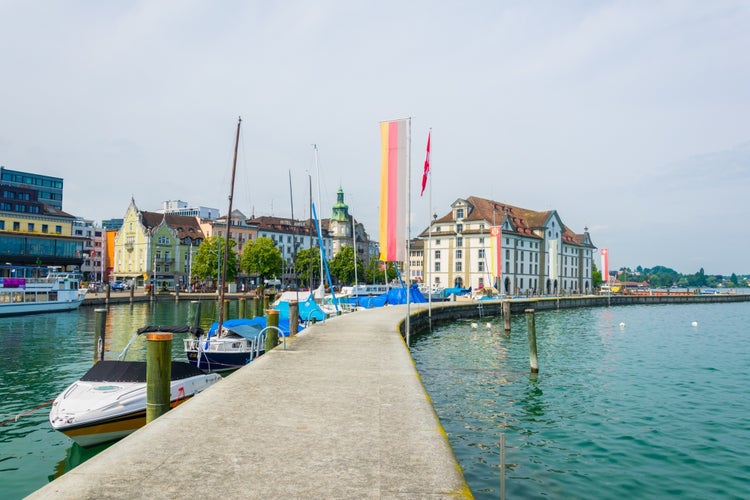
[3,299,750,499]
[411,302,750,499]
[0,300,227,500]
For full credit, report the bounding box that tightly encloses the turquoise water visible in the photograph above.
[0,300,226,500]
[411,302,750,499]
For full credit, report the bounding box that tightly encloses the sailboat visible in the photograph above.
[183,117,289,372]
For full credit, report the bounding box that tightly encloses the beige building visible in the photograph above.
[420,196,596,295]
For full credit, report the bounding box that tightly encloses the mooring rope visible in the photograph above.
[0,399,54,427]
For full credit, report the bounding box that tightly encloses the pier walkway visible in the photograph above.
[30,305,471,499]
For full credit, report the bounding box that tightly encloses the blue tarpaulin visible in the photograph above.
[274,294,327,322]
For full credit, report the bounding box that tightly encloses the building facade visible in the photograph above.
[420,196,596,295]
[112,199,205,289]
[0,179,85,271]
[0,166,64,209]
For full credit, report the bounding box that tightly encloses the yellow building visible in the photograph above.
[112,199,205,289]
[0,182,85,271]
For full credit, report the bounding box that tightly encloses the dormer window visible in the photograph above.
[456,208,464,219]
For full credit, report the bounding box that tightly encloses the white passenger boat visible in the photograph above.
[0,269,87,316]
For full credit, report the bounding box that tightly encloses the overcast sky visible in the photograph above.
[2,1,748,275]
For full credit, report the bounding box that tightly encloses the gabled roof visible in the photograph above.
[428,195,594,247]
[251,215,320,236]
[139,211,205,240]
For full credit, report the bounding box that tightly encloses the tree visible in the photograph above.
[592,260,603,288]
[294,246,321,288]
[240,237,283,285]
[329,246,363,285]
[192,236,238,284]
[364,256,398,284]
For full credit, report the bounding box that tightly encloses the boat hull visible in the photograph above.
[56,397,195,448]
[185,349,260,372]
[50,361,221,447]
[0,298,85,317]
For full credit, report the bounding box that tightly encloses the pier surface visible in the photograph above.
[29,305,470,499]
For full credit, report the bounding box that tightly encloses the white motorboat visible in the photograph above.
[50,325,221,447]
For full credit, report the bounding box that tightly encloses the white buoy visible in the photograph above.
[470,322,478,329]
[691,321,698,327]
[619,322,625,328]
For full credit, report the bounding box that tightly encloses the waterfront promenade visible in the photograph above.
[29,304,471,499]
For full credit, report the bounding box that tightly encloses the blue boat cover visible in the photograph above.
[274,294,327,322]
[207,317,300,338]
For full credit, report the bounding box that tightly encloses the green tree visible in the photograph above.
[192,236,238,283]
[592,260,603,288]
[295,246,321,288]
[730,273,739,286]
[364,256,398,284]
[240,237,283,284]
[329,246,363,285]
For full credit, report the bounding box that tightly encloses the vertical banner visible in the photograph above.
[379,119,409,262]
[600,248,609,283]
[549,239,559,281]
[489,226,502,278]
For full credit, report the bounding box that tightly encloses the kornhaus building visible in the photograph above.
[420,196,596,295]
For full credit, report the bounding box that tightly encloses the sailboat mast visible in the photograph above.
[218,116,241,334]
[308,174,314,289]
[313,144,324,295]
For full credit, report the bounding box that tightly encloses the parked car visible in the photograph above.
[111,281,129,291]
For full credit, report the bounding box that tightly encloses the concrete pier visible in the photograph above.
[29,305,471,499]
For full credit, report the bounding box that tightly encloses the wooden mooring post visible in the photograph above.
[525,308,539,373]
[502,300,511,332]
[223,299,230,321]
[93,308,107,363]
[289,300,299,336]
[265,309,279,352]
[187,301,202,331]
[238,297,246,318]
[146,331,173,423]
[251,297,260,318]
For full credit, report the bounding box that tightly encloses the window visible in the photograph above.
[456,223,463,233]
[13,222,20,231]
[478,261,485,272]
[435,239,441,245]
[55,226,62,234]
[479,237,484,244]
[478,249,485,259]
[455,261,462,272]
[456,208,464,218]
[435,262,441,272]
[455,249,462,259]
[0,221,4,230]
[28,223,34,232]
[456,237,463,247]
[435,250,441,259]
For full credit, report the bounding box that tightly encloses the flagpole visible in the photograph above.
[427,128,433,325]
[406,118,412,347]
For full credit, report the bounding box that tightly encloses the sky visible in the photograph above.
[1,1,748,275]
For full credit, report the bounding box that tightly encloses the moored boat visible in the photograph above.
[0,268,86,316]
[49,358,221,447]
